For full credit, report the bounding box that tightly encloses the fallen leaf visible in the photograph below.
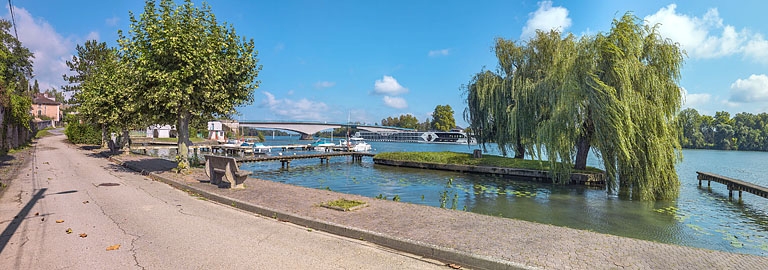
[34,212,39,216]
[82,201,89,204]
[66,228,72,234]
[106,244,121,251]
[41,218,45,221]
[448,263,462,269]
[56,219,64,223]
[79,233,87,238]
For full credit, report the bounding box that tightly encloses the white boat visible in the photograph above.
[309,138,335,150]
[338,138,372,152]
[353,128,477,145]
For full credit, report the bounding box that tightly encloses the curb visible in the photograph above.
[105,153,534,270]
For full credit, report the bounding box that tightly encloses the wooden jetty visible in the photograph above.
[237,152,375,168]
[696,171,768,200]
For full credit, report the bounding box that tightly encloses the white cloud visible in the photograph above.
[520,1,572,40]
[644,4,768,64]
[383,96,407,109]
[428,49,450,57]
[681,87,712,109]
[373,75,408,95]
[744,35,768,65]
[313,81,335,89]
[729,74,768,103]
[5,6,75,91]
[259,91,331,121]
[105,16,119,27]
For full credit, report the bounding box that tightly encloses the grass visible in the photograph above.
[374,151,603,173]
[323,198,367,211]
[35,128,53,139]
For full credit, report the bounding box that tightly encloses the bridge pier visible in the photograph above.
[299,133,314,140]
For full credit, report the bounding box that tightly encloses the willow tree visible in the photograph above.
[464,13,684,200]
[463,38,531,158]
[119,0,261,169]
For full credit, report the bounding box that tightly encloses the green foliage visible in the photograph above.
[119,0,261,169]
[381,114,419,129]
[64,122,101,145]
[0,20,34,95]
[9,94,31,129]
[431,104,455,131]
[679,108,768,151]
[463,13,684,200]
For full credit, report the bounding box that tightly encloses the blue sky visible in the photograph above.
[6,1,768,127]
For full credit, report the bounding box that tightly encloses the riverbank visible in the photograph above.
[101,150,766,269]
[373,151,606,187]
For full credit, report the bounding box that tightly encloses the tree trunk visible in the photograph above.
[514,139,525,159]
[575,135,590,170]
[177,111,192,171]
[120,129,131,150]
[101,124,108,149]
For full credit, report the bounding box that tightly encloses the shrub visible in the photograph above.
[65,122,101,145]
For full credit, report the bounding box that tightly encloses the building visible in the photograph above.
[31,93,61,127]
[146,124,176,138]
[207,121,225,142]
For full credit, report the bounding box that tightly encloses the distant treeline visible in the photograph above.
[679,108,768,151]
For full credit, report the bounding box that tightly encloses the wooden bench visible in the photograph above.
[203,155,252,189]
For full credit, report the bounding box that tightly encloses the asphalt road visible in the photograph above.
[0,131,448,269]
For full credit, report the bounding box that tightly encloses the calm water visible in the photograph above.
[234,136,768,256]
[151,136,768,256]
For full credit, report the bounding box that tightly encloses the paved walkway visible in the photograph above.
[108,149,768,269]
[0,134,448,269]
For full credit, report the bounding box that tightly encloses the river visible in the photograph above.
[150,136,768,256]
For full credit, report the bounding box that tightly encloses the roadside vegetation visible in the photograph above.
[374,151,602,173]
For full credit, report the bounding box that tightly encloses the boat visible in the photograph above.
[309,138,336,150]
[353,128,476,144]
[338,138,372,152]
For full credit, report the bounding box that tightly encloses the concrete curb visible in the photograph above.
[104,153,534,270]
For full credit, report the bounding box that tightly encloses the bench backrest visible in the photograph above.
[204,155,241,171]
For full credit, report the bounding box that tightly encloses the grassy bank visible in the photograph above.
[374,151,603,173]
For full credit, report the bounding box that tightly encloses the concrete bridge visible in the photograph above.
[233,120,413,140]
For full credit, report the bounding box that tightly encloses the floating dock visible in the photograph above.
[696,171,768,200]
[237,152,375,168]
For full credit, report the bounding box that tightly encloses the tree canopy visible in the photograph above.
[464,13,685,201]
[381,114,419,129]
[119,0,261,168]
[679,108,768,151]
[431,104,456,131]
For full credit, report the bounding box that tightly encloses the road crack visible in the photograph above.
[87,190,145,270]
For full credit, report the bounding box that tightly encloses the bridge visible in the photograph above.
[234,120,413,140]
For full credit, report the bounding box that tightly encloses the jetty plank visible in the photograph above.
[696,171,768,200]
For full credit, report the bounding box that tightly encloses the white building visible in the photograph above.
[208,121,225,142]
[146,124,176,138]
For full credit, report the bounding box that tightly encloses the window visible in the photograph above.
[38,110,42,116]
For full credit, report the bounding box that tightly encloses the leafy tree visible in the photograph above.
[44,88,66,103]
[463,13,684,200]
[0,19,34,151]
[431,104,455,131]
[381,114,419,129]
[64,41,132,147]
[119,0,261,169]
[0,20,33,96]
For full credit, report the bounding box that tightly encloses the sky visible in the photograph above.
[5,0,768,127]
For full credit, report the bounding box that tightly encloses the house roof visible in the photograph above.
[33,93,60,106]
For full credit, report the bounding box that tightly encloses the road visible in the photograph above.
[0,131,447,269]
